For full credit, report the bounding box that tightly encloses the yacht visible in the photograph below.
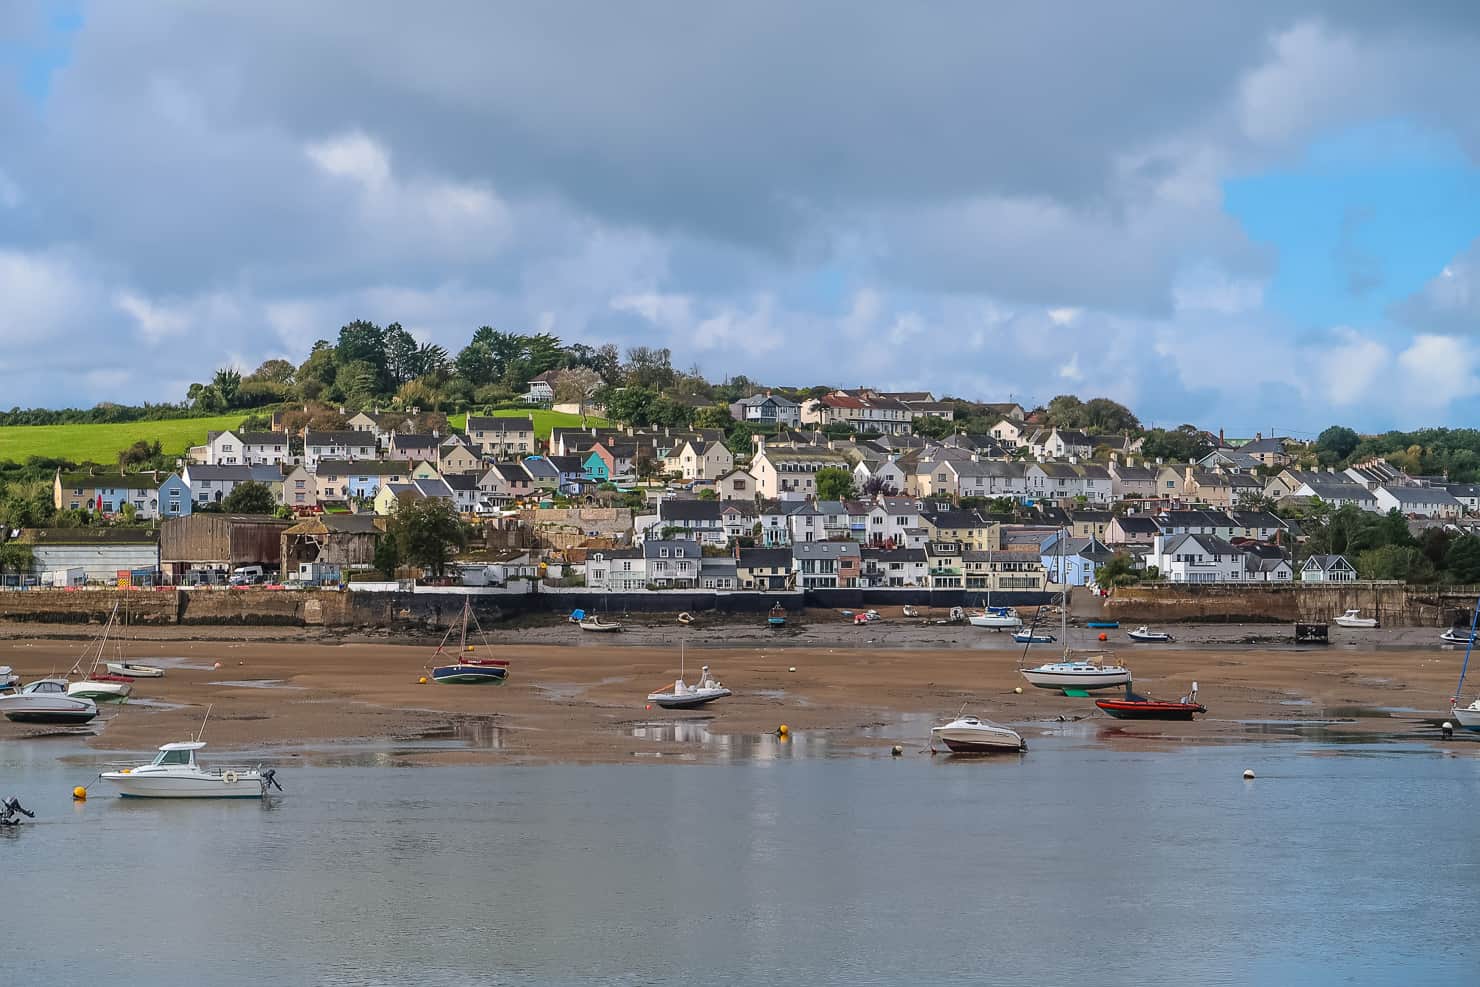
[1020,658,1133,691]
[1333,609,1378,629]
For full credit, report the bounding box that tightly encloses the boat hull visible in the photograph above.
[4,706,98,724]
[768,618,786,626]
[1020,669,1132,690]
[69,680,131,701]
[969,616,1023,629]
[1085,621,1120,629]
[99,772,264,798]
[579,623,623,633]
[1127,633,1174,643]
[1095,700,1206,720]
[1333,618,1378,628]
[106,662,164,678]
[649,688,732,709]
[931,728,1025,753]
[1452,704,1480,730]
[433,664,508,685]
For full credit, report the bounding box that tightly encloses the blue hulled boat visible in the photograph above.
[429,600,510,686]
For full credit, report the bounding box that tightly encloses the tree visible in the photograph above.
[222,481,277,515]
[911,415,953,439]
[212,368,242,408]
[697,488,718,501]
[388,498,467,578]
[383,323,420,386]
[248,358,296,384]
[1080,397,1139,434]
[860,474,899,498]
[1315,425,1361,465]
[1140,426,1212,463]
[1356,545,1435,583]
[1236,490,1275,512]
[691,405,734,431]
[0,542,34,578]
[815,467,856,501]
[1445,535,1480,583]
[373,533,401,579]
[623,346,676,390]
[1095,551,1140,588]
[553,367,602,404]
[1044,394,1086,428]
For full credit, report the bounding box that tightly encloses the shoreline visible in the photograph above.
[3,619,1471,764]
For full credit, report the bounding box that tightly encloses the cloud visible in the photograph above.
[1395,239,1480,335]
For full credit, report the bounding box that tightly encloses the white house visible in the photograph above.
[730,392,801,428]
[675,440,734,481]
[1374,484,1463,519]
[1146,533,1248,583]
[304,430,376,471]
[1301,554,1358,582]
[205,430,289,466]
[990,418,1028,449]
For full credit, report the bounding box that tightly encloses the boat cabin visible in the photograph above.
[151,741,205,767]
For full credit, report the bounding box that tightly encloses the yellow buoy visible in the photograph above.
[418,676,428,685]
[72,786,87,801]
[778,724,789,736]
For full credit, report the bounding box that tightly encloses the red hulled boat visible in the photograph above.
[1095,684,1206,721]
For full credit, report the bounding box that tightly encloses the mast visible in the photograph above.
[1452,596,1480,705]
[459,599,469,654]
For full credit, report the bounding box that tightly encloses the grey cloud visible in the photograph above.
[1392,238,1480,335]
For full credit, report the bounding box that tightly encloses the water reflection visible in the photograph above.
[630,720,831,760]
[207,679,306,690]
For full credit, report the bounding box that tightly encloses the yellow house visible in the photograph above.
[373,482,418,516]
[411,460,443,481]
[918,510,1000,551]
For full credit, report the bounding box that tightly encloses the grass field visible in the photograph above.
[447,409,609,439]
[0,408,609,465]
[0,414,245,465]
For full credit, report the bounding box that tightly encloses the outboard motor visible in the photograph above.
[0,797,35,826]
[260,768,283,793]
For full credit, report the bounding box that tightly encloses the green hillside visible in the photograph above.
[0,415,244,465]
[448,409,608,439]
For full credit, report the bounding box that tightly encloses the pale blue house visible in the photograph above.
[1039,532,1114,587]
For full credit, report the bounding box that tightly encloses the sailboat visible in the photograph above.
[67,604,133,702]
[105,598,165,678]
[646,643,732,709]
[1019,581,1132,692]
[967,545,1023,629]
[429,600,510,685]
[1449,598,1480,730]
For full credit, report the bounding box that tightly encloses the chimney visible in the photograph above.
[1256,432,1262,440]
[1219,428,1225,445]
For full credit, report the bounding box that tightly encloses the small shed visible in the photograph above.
[280,514,386,576]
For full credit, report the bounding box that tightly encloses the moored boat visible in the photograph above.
[106,661,165,678]
[1333,609,1378,628]
[1441,627,1476,644]
[0,678,98,724]
[1449,599,1480,730]
[1126,626,1175,643]
[578,614,624,632]
[1020,656,1133,691]
[1085,619,1120,629]
[1095,683,1205,720]
[647,649,732,710]
[430,600,510,685]
[1012,631,1055,644]
[768,603,787,626]
[0,665,18,688]
[98,741,280,799]
[968,606,1023,630]
[930,708,1025,753]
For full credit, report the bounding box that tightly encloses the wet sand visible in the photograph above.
[1,612,1469,763]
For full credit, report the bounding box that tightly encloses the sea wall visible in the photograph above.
[1106,582,1480,627]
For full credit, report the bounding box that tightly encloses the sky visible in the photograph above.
[3,3,1480,435]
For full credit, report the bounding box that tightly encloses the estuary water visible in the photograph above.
[4,734,1479,986]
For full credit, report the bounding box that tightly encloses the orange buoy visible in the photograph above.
[1098,632,1108,642]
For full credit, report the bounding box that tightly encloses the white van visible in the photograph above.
[231,565,265,584]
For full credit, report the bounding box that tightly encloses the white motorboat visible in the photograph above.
[1020,657,1133,691]
[1333,609,1378,629]
[1127,626,1175,643]
[930,709,1025,753]
[1441,627,1477,644]
[98,741,281,799]
[68,677,131,701]
[647,665,732,710]
[0,679,99,724]
[105,661,165,678]
[0,665,18,688]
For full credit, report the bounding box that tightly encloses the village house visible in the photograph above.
[800,391,913,436]
[1108,458,1160,501]
[643,539,702,589]
[1105,513,1160,547]
[1066,510,1113,541]
[924,540,964,588]
[1283,474,1379,512]
[1039,533,1113,586]
[865,497,921,547]
[1374,484,1463,519]
[524,369,562,404]
[586,548,645,592]
[989,418,1028,449]
[1155,509,1238,542]
[1027,428,1092,460]
[918,508,999,551]
[656,498,728,546]
[698,556,738,590]
[435,441,483,476]
[852,456,909,496]
[310,460,413,504]
[1146,533,1249,583]
[748,442,850,500]
[465,416,536,458]
[859,546,929,587]
[964,547,1048,591]
[715,468,757,501]
[304,430,377,471]
[675,439,735,481]
[1301,554,1358,582]
[1445,482,1480,514]
[206,430,290,467]
[791,540,861,588]
[1229,510,1286,542]
[736,547,792,590]
[53,470,192,520]
[729,392,802,428]
[281,465,316,510]
[519,456,561,494]
[1238,435,1293,468]
[477,462,536,505]
[387,431,442,464]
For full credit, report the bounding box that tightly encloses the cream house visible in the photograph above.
[715,468,757,501]
[676,440,734,481]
